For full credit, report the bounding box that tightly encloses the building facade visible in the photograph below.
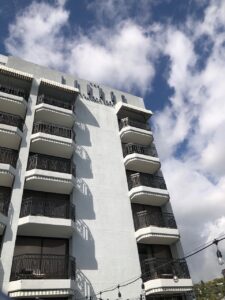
[0,54,193,300]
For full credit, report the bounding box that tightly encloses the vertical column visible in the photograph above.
[0,79,40,292]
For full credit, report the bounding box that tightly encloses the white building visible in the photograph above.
[0,54,193,300]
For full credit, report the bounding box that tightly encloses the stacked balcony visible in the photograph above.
[30,121,75,158]
[0,147,18,187]
[18,191,75,238]
[128,172,169,206]
[0,65,32,118]
[133,209,179,245]
[0,111,24,150]
[24,153,75,194]
[141,258,193,296]
[123,143,160,174]
[0,187,11,234]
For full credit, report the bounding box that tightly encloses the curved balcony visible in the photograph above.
[11,254,75,281]
[0,84,28,118]
[0,187,11,233]
[35,95,75,128]
[30,122,75,158]
[0,147,17,187]
[123,143,160,174]
[25,154,76,194]
[119,117,153,146]
[134,211,179,244]
[0,111,23,149]
[141,258,193,295]
[128,173,169,206]
[18,197,75,238]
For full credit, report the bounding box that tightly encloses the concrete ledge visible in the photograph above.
[120,126,153,145]
[0,163,16,187]
[124,153,160,174]
[144,278,193,295]
[0,124,23,150]
[135,226,180,245]
[129,185,169,206]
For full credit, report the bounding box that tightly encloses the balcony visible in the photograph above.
[30,122,75,158]
[0,111,23,149]
[25,154,76,194]
[141,258,193,295]
[0,187,11,233]
[128,173,169,206]
[18,197,75,238]
[123,143,160,174]
[0,147,17,187]
[35,95,75,128]
[133,211,179,244]
[0,83,28,118]
[119,117,153,145]
[10,254,75,281]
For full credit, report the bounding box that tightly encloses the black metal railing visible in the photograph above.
[119,117,151,131]
[20,197,75,221]
[0,83,28,100]
[33,122,74,139]
[27,154,76,177]
[0,111,23,131]
[0,187,11,216]
[123,143,158,158]
[37,94,74,111]
[10,254,76,281]
[133,211,177,231]
[128,173,167,190]
[0,147,18,168]
[141,258,190,282]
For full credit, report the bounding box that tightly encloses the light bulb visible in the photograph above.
[218,257,225,265]
[173,275,179,283]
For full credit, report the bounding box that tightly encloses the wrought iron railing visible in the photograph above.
[33,122,74,139]
[141,258,190,282]
[0,83,28,100]
[27,153,76,177]
[10,254,76,281]
[37,94,74,111]
[119,117,151,131]
[0,187,11,216]
[0,111,23,131]
[20,197,75,221]
[123,143,158,158]
[128,172,167,190]
[133,211,177,231]
[0,147,18,168]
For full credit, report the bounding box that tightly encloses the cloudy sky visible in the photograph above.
[1,0,225,283]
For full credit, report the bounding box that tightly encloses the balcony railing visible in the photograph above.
[0,111,23,131]
[37,94,74,111]
[123,143,158,158]
[141,258,190,282]
[0,187,11,216]
[10,254,76,281]
[0,83,28,100]
[128,173,167,190]
[20,197,75,221]
[119,117,151,131]
[33,122,74,139]
[27,154,76,177]
[0,147,18,168]
[133,211,177,231]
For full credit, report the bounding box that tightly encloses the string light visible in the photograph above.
[213,239,225,265]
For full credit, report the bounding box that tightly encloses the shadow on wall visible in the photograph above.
[75,178,95,220]
[75,268,96,299]
[75,146,93,179]
[75,219,97,270]
[75,122,91,147]
[76,98,99,128]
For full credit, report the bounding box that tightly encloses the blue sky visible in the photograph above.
[1,0,225,283]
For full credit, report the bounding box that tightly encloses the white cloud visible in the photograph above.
[5,1,159,94]
[4,0,225,283]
